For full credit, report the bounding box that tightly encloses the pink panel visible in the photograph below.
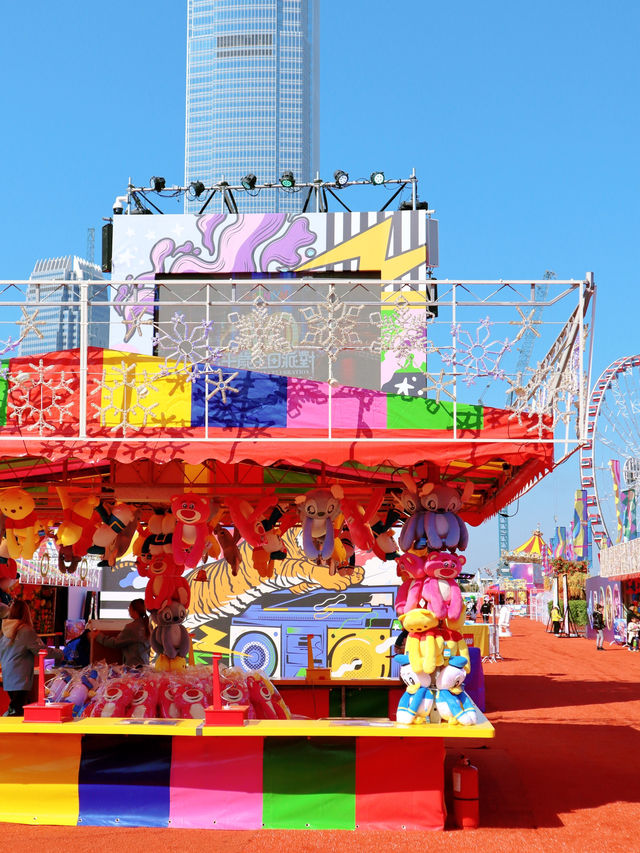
[286,378,329,430]
[331,386,387,431]
[170,736,263,829]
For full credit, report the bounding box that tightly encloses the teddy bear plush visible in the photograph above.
[434,655,477,726]
[151,599,190,671]
[0,487,41,560]
[395,653,434,725]
[421,551,465,620]
[294,487,342,561]
[171,492,211,568]
[140,552,190,612]
[401,607,444,675]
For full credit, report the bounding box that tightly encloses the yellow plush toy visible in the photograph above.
[0,487,41,560]
[401,608,444,675]
[444,613,471,672]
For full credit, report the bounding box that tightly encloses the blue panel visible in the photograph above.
[191,367,287,429]
[78,735,171,827]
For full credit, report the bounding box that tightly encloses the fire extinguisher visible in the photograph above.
[452,755,479,829]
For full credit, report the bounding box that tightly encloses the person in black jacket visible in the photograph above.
[592,604,605,650]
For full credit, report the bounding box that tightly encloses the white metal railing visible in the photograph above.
[0,276,595,456]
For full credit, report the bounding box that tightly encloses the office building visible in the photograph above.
[184,0,319,213]
[20,256,108,357]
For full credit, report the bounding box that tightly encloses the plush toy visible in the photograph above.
[87,679,135,718]
[394,551,427,616]
[395,653,434,725]
[127,676,161,718]
[141,552,190,611]
[250,503,292,578]
[171,492,211,568]
[151,599,190,671]
[443,612,471,671]
[246,671,291,719]
[331,486,384,553]
[0,535,18,581]
[371,507,402,561]
[0,487,41,561]
[62,668,100,714]
[57,544,80,575]
[214,524,242,575]
[220,665,254,714]
[91,502,138,566]
[46,669,74,703]
[227,494,280,549]
[295,487,342,561]
[401,607,444,675]
[55,489,101,558]
[435,655,477,726]
[417,481,473,552]
[172,683,208,719]
[421,551,465,620]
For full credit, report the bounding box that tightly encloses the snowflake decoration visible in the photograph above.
[205,368,240,405]
[153,312,219,378]
[228,299,293,367]
[372,300,434,367]
[300,292,364,362]
[8,359,75,435]
[16,306,45,341]
[446,317,510,383]
[509,307,543,344]
[418,370,456,404]
[90,361,159,436]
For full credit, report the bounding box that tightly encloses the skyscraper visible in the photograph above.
[19,256,108,357]
[184,0,319,213]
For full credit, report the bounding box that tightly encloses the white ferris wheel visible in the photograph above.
[581,355,640,549]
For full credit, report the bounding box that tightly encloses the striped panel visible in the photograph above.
[355,737,445,830]
[78,735,171,827]
[170,737,263,829]
[262,736,356,829]
[0,733,81,825]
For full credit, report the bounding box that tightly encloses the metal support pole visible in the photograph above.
[79,282,89,438]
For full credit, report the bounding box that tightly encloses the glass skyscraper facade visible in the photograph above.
[20,256,109,357]
[185,0,318,213]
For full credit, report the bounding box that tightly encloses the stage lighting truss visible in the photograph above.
[123,169,432,215]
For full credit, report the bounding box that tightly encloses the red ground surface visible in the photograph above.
[4,618,640,852]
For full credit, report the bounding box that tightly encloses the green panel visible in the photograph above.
[387,394,483,431]
[329,687,389,718]
[262,737,356,829]
[0,359,8,426]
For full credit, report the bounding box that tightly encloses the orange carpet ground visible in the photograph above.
[3,618,640,852]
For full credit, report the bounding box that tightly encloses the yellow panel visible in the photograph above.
[327,628,392,679]
[0,733,81,825]
[99,350,192,430]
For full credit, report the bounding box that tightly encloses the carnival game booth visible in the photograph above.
[0,268,593,830]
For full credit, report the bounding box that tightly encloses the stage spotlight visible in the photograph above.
[150,176,166,192]
[241,173,257,190]
[334,169,349,188]
[280,171,295,188]
[370,171,385,185]
[189,180,205,198]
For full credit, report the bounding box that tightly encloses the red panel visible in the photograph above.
[386,686,404,720]
[277,686,330,718]
[355,737,445,830]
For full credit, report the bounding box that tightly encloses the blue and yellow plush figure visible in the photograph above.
[395,653,434,725]
[435,655,477,726]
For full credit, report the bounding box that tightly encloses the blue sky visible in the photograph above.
[0,0,638,572]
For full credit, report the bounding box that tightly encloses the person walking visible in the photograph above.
[550,604,562,635]
[93,598,151,667]
[592,604,605,650]
[0,600,62,715]
[480,597,493,623]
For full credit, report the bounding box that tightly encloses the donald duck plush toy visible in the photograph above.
[435,655,477,726]
[395,653,434,725]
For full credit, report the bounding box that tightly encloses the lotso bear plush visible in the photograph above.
[421,551,465,620]
[171,493,211,568]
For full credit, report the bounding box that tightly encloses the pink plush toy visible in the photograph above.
[141,552,190,611]
[420,551,465,620]
[171,492,211,568]
[332,486,384,553]
[172,683,208,719]
[88,680,135,717]
[394,551,427,616]
[126,676,161,718]
[247,671,291,719]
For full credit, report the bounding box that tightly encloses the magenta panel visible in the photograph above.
[169,736,263,829]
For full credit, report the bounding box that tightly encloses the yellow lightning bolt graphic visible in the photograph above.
[296,217,426,280]
[190,625,248,657]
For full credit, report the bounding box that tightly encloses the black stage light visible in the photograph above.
[241,173,257,190]
[189,180,205,198]
[150,176,166,192]
[334,169,349,188]
[280,171,295,188]
[370,170,385,185]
